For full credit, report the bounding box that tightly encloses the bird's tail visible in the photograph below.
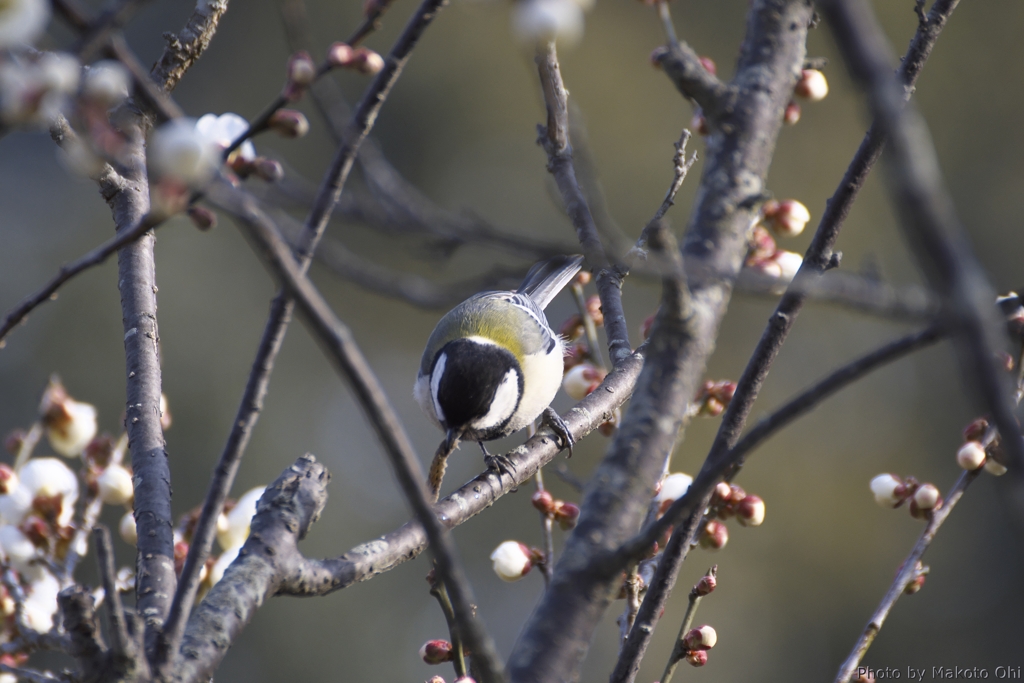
[516,254,585,310]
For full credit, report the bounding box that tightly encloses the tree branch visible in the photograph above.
[535,41,632,366]
[820,0,1023,468]
[161,0,451,661]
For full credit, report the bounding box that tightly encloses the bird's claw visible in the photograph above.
[485,451,519,490]
[542,407,575,457]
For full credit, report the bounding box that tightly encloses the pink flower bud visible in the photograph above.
[685,649,708,667]
[490,541,532,581]
[426,677,446,683]
[682,624,717,650]
[287,51,317,88]
[268,109,309,139]
[352,47,385,75]
[784,100,801,125]
[699,520,728,550]
[574,270,591,286]
[419,639,454,665]
[795,69,828,101]
[698,56,716,75]
[737,494,765,527]
[454,677,477,683]
[694,573,716,596]
[327,43,355,69]
[532,489,555,514]
[763,199,811,237]
[585,294,604,326]
[962,418,988,442]
[187,206,217,231]
[870,473,904,508]
[554,502,580,530]
[956,441,986,471]
[253,157,284,183]
[904,573,926,595]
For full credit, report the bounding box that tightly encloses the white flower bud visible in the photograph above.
[218,486,264,551]
[562,363,604,401]
[764,199,811,237]
[148,118,221,187]
[984,458,1008,476]
[98,465,134,506]
[870,473,903,508]
[82,60,130,106]
[512,0,584,47]
[22,571,60,632]
[773,250,804,282]
[0,482,32,525]
[195,112,255,161]
[913,483,940,510]
[655,473,693,505]
[0,525,37,574]
[956,441,986,471]
[37,52,80,94]
[0,0,50,48]
[683,624,717,650]
[40,379,97,458]
[490,540,532,582]
[20,457,78,525]
[737,494,766,527]
[119,511,137,546]
[795,69,829,102]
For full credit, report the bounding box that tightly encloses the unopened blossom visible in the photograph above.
[562,363,605,400]
[913,484,940,511]
[268,109,309,138]
[773,250,804,282]
[419,639,454,665]
[0,525,36,575]
[655,473,693,507]
[795,69,829,101]
[683,624,717,650]
[512,0,584,46]
[82,60,130,107]
[39,378,97,458]
[870,473,904,508]
[148,118,221,187]
[762,199,811,237]
[490,540,532,581]
[22,571,59,632]
[119,511,137,546]
[0,0,50,48]
[195,112,255,161]
[217,486,264,551]
[956,441,986,471]
[20,457,77,525]
[98,464,134,506]
[737,494,765,527]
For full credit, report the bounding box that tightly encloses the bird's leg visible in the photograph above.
[541,407,575,457]
[483,442,518,489]
[428,430,461,502]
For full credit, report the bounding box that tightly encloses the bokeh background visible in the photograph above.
[2,0,1024,680]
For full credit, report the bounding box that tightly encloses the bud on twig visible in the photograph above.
[699,520,728,550]
[419,639,454,665]
[187,206,217,231]
[783,100,801,125]
[694,572,717,596]
[684,649,708,667]
[795,68,828,101]
[490,541,532,581]
[956,441,986,471]
[268,109,310,139]
[736,494,765,527]
[682,624,717,650]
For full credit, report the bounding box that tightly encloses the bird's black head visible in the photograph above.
[430,338,523,441]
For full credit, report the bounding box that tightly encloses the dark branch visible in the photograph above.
[821,0,1023,469]
[536,41,632,366]
[161,0,451,661]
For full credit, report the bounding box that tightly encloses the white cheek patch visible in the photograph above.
[430,352,448,424]
[471,369,520,432]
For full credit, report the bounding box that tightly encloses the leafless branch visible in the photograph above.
[150,0,229,92]
[162,0,452,661]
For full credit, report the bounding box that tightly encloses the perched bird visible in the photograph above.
[415,254,584,500]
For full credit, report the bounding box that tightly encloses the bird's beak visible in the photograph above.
[443,428,463,455]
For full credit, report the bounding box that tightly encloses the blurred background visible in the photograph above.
[2,0,1023,680]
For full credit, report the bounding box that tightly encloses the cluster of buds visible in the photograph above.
[869,474,943,518]
[693,379,737,417]
[489,540,545,582]
[783,68,828,126]
[697,482,767,550]
[327,43,386,76]
[958,418,1008,476]
[531,489,580,530]
[745,223,804,283]
[680,624,718,667]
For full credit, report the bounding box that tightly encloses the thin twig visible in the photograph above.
[833,470,979,682]
[429,572,468,678]
[657,1,678,45]
[661,567,716,683]
[161,0,451,662]
[570,282,605,370]
[535,40,632,366]
[534,467,555,586]
[0,215,161,347]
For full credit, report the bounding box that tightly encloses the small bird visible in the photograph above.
[415,254,584,500]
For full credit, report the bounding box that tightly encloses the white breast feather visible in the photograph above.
[505,336,565,434]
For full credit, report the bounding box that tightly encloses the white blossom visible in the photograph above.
[512,0,584,46]
[870,473,903,508]
[0,525,37,575]
[0,482,32,525]
[22,571,60,632]
[98,464,134,506]
[82,60,130,107]
[148,118,221,187]
[655,473,693,505]
[195,112,256,161]
[19,457,79,525]
[0,0,50,48]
